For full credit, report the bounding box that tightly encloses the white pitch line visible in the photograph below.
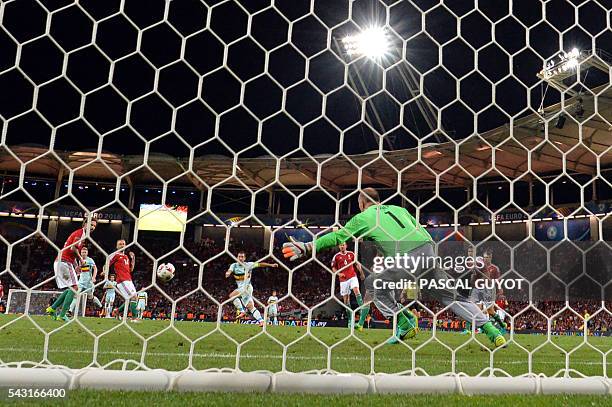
[0,348,606,366]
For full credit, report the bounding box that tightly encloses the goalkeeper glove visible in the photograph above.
[282,237,312,261]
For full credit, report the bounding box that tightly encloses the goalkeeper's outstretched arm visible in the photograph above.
[282,214,368,260]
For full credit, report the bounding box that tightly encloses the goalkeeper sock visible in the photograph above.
[492,313,505,327]
[59,290,75,318]
[465,321,471,331]
[118,303,125,315]
[358,304,370,326]
[251,308,263,323]
[397,312,410,330]
[51,290,67,310]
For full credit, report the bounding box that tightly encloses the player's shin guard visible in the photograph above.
[59,290,75,318]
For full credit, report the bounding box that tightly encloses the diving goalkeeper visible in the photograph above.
[282,188,506,348]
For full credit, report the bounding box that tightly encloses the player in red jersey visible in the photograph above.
[470,249,506,331]
[109,239,138,322]
[331,243,365,328]
[46,218,97,322]
[495,293,509,334]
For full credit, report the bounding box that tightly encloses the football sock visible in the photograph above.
[492,313,504,326]
[129,302,138,318]
[480,321,502,343]
[355,293,363,306]
[397,312,410,330]
[233,298,245,313]
[93,296,102,308]
[68,296,78,315]
[51,290,67,310]
[59,290,75,318]
[358,304,370,326]
[251,308,263,322]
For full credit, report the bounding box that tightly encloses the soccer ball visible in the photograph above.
[156,263,175,282]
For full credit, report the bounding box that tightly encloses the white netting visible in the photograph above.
[0,0,611,390]
[5,289,61,315]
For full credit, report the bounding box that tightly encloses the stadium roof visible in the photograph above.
[1,86,610,192]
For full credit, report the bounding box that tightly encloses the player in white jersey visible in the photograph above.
[102,274,117,318]
[68,247,103,316]
[225,251,278,325]
[135,290,148,320]
[267,290,279,325]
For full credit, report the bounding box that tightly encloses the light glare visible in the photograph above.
[342,26,389,59]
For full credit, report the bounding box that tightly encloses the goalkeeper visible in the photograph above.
[282,188,506,348]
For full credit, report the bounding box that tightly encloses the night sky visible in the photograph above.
[0,0,610,214]
[0,0,610,156]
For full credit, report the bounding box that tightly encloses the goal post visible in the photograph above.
[6,289,61,315]
[0,0,610,396]
[0,369,609,395]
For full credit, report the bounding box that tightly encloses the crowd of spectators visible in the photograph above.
[0,232,609,335]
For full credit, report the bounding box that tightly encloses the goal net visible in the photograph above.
[6,289,88,317]
[0,0,610,395]
[5,289,60,315]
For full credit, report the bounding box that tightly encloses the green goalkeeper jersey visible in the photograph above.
[314,204,432,256]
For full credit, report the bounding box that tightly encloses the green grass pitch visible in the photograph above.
[7,391,612,407]
[0,316,610,405]
[0,315,609,377]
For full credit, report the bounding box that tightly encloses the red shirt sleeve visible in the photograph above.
[493,265,501,279]
[65,231,77,248]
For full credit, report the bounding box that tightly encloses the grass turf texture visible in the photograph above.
[0,315,609,377]
[5,391,612,407]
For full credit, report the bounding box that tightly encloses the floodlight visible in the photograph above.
[342,26,389,59]
[540,47,583,79]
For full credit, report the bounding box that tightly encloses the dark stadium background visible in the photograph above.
[0,0,610,212]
